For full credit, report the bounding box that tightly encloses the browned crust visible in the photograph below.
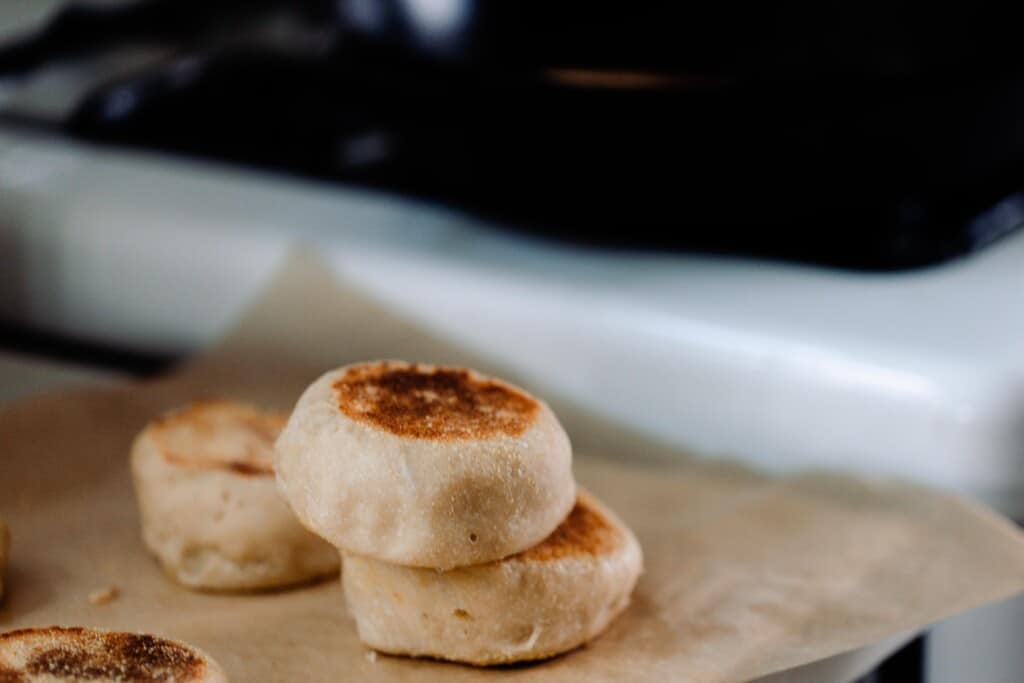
[158,453,273,477]
[516,495,620,562]
[0,627,207,682]
[332,362,539,440]
[0,667,25,683]
[150,399,284,476]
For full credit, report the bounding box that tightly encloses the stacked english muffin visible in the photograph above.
[275,361,642,665]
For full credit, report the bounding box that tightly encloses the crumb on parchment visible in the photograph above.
[365,650,378,663]
[88,585,120,605]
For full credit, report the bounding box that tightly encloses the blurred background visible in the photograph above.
[2,2,1024,681]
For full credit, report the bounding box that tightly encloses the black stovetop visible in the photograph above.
[3,0,1024,270]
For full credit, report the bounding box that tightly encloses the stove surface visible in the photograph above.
[3,1,1024,269]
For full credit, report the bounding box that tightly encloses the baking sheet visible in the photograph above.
[3,252,1024,682]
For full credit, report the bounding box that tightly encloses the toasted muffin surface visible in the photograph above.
[333,362,539,440]
[518,496,618,562]
[0,627,227,682]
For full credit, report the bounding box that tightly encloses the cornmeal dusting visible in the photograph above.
[333,362,539,440]
[0,628,205,682]
[518,498,619,561]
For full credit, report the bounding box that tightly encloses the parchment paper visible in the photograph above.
[3,252,1024,683]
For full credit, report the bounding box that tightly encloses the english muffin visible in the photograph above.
[131,400,339,591]
[0,626,227,682]
[342,490,642,665]
[275,361,575,569]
